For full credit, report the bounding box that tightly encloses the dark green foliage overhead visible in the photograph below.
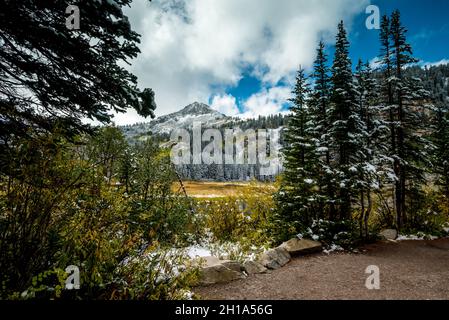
[0,0,156,144]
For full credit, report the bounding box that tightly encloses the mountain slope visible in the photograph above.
[122,102,233,139]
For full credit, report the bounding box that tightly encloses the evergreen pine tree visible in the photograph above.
[433,104,449,202]
[377,14,400,227]
[309,41,335,220]
[354,60,390,237]
[388,10,432,229]
[0,0,156,147]
[328,21,360,221]
[276,68,319,238]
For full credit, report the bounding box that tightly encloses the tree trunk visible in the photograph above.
[359,190,365,238]
[365,190,372,239]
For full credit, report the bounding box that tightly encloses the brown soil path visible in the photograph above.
[195,239,449,300]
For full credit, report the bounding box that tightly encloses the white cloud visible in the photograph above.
[210,94,240,116]
[241,86,292,119]
[113,0,369,124]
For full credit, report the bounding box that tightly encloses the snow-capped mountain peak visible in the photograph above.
[122,102,231,138]
[175,102,224,117]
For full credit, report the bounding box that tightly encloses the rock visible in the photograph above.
[243,260,267,274]
[198,256,221,266]
[221,260,243,273]
[194,256,242,271]
[259,247,291,270]
[279,238,323,256]
[379,229,398,240]
[194,256,245,286]
[198,263,245,286]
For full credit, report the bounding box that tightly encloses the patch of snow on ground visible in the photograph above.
[442,223,449,233]
[396,234,438,241]
[323,244,344,255]
[179,289,194,300]
[186,246,212,258]
[184,241,266,262]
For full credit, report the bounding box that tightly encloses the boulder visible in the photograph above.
[198,256,221,266]
[243,260,267,274]
[198,263,245,286]
[280,238,323,256]
[379,229,398,240]
[259,247,291,270]
[195,256,245,286]
[221,260,243,273]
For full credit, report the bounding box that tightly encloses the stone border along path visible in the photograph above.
[194,237,449,300]
[194,238,323,286]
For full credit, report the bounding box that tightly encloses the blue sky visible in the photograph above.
[351,0,449,65]
[223,0,449,115]
[115,0,449,125]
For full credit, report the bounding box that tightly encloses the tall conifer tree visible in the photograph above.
[329,21,360,220]
[276,68,319,237]
[388,10,432,228]
[309,41,335,220]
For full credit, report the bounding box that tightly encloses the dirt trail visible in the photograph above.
[195,239,449,300]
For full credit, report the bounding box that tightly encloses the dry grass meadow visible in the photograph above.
[172,181,276,198]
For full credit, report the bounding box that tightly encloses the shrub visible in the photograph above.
[0,132,82,295]
[0,129,199,299]
[106,249,199,300]
[403,188,449,236]
[194,181,275,249]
